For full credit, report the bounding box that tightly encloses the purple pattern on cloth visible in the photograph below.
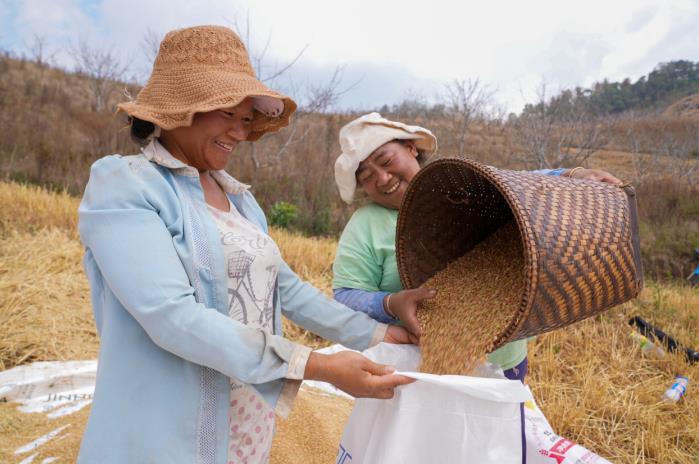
[504,357,528,464]
[503,357,529,382]
[519,402,526,464]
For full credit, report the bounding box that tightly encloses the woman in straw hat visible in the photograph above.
[77,27,413,463]
[332,112,621,382]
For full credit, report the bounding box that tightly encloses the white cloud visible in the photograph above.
[3,0,699,112]
[14,0,92,43]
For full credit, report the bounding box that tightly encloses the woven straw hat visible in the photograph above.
[334,112,438,204]
[117,25,297,141]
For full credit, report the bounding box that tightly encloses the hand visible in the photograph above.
[383,325,419,345]
[304,351,415,398]
[384,288,437,339]
[568,168,623,185]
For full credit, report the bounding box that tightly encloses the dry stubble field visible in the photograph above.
[0,181,697,463]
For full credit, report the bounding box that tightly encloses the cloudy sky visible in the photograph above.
[1,0,698,113]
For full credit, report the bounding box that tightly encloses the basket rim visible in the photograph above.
[396,157,540,347]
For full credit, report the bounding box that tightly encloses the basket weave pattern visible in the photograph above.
[396,158,643,348]
[117,26,296,141]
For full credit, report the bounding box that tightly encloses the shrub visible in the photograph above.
[269,201,298,229]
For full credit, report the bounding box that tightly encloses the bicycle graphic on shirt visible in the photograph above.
[227,249,275,328]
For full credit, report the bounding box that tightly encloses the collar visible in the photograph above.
[141,140,250,195]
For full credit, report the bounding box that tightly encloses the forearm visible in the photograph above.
[530,168,566,176]
[83,245,309,385]
[278,262,386,350]
[333,288,395,323]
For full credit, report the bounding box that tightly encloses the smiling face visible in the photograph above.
[356,140,421,210]
[159,98,255,171]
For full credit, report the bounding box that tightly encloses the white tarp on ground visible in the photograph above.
[0,360,96,415]
[0,347,611,463]
[0,361,95,461]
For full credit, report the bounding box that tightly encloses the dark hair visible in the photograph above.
[393,138,429,166]
[130,117,156,146]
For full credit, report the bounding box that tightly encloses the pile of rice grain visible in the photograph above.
[418,221,524,375]
[270,386,353,464]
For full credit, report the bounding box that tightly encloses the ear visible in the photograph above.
[405,140,418,157]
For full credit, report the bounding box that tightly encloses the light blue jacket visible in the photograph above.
[77,142,385,463]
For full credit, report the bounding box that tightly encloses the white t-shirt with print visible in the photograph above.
[208,199,281,464]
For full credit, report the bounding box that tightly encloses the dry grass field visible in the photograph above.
[0,181,697,463]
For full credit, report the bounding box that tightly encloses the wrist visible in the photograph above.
[383,293,397,319]
[565,166,584,178]
[304,352,330,381]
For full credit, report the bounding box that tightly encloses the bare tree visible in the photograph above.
[230,11,308,83]
[224,12,356,173]
[442,78,495,156]
[69,38,130,112]
[248,66,356,171]
[616,113,659,182]
[28,33,56,68]
[510,81,605,169]
[608,113,699,187]
[302,65,357,113]
[651,118,699,187]
[141,28,162,68]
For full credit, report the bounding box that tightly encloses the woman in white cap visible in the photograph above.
[332,112,622,382]
[77,27,413,464]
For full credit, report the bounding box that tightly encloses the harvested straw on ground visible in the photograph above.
[0,401,89,462]
[1,181,698,463]
[270,387,353,464]
[0,181,79,237]
[0,228,97,370]
[0,386,352,464]
[418,222,524,375]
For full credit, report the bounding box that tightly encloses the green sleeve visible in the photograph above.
[332,209,383,291]
[486,339,528,370]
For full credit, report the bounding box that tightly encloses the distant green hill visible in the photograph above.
[523,60,699,117]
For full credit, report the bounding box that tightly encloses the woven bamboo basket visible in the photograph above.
[396,158,643,350]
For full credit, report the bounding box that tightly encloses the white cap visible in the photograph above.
[334,113,437,204]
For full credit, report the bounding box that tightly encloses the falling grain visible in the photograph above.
[418,221,524,375]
